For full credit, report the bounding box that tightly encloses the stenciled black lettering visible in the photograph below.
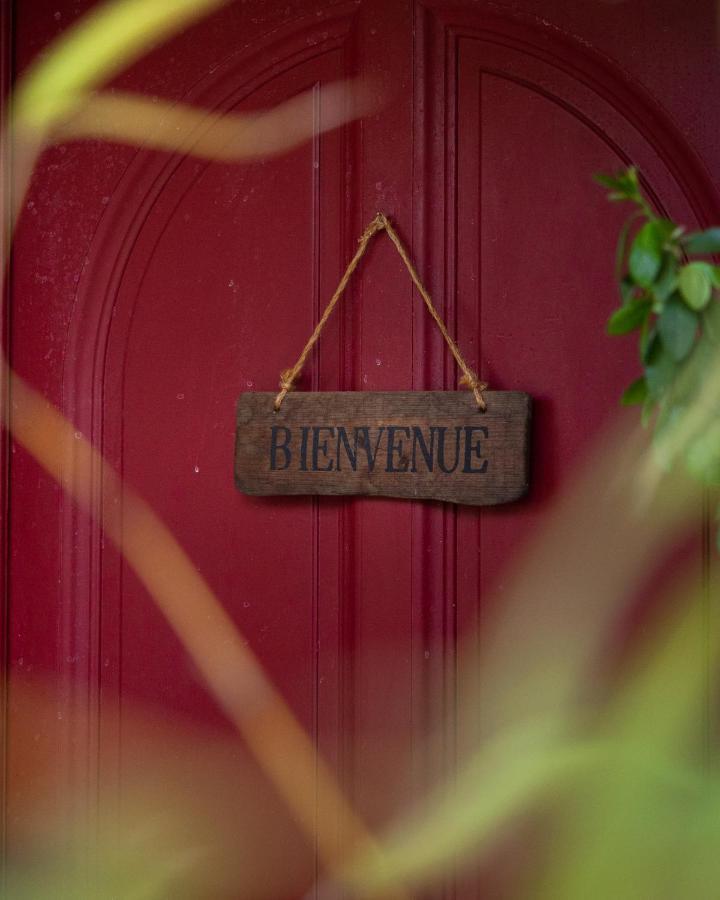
[435,426,462,474]
[411,426,435,472]
[336,426,358,471]
[269,422,486,476]
[312,426,335,472]
[356,426,386,473]
[270,425,291,471]
[463,425,489,473]
[386,426,411,472]
[299,426,310,472]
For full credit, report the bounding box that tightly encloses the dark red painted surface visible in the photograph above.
[4,1,720,897]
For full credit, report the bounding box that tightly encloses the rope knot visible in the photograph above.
[279,369,295,393]
[460,371,488,411]
[359,213,388,244]
[273,369,297,411]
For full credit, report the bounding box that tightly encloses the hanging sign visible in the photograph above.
[235,390,530,505]
[234,213,532,506]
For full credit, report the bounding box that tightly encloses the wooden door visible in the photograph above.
[5,1,720,897]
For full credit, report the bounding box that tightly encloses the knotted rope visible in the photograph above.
[274,213,487,411]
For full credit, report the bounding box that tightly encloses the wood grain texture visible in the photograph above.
[235,391,531,504]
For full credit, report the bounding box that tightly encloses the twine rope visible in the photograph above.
[274,212,488,411]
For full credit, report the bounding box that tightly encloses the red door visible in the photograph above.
[5,1,720,897]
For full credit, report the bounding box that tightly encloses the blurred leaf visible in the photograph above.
[651,254,678,307]
[593,172,622,190]
[13,0,229,132]
[629,220,674,287]
[685,422,720,484]
[682,227,720,255]
[347,722,588,896]
[658,296,698,362]
[352,587,718,899]
[645,337,677,397]
[704,301,720,344]
[536,592,718,900]
[594,167,640,202]
[53,81,374,162]
[641,395,655,427]
[619,276,636,305]
[640,321,655,363]
[615,212,643,279]
[607,298,652,335]
[6,833,205,900]
[611,591,717,753]
[643,341,720,486]
[653,404,688,470]
[678,262,713,310]
[621,377,648,406]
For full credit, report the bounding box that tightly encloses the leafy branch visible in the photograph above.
[597,167,720,544]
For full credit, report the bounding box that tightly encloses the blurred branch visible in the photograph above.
[3,0,393,893]
[7,368,400,894]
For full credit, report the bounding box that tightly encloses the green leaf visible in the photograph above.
[624,166,639,187]
[607,298,652,335]
[650,254,678,307]
[640,322,656,363]
[682,227,720,255]
[678,262,713,310]
[621,377,648,406]
[594,167,639,200]
[704,301,720,345]
[619,277,636,305]
[644,337,677,397]
[594,172,621,190]
[711,266,720,288]
[658,296,698,361]
[615,212,643,279]
[629,220,674,287]
[654,402,686,445]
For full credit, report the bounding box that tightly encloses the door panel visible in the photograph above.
[5,0,720,896]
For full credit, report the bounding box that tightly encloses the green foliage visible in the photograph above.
[620,376,648,406]
[628,220,675,286]
[658,296,697,362]
[678,261,713,309]
[598,167,720,534]
[606,297,651,335]
[682,227,720,255]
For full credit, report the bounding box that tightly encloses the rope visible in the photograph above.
[273,212,487,411]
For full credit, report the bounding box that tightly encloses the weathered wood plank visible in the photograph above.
[234,392,531,505]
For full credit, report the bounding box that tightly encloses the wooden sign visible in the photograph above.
[235,391,531,505]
